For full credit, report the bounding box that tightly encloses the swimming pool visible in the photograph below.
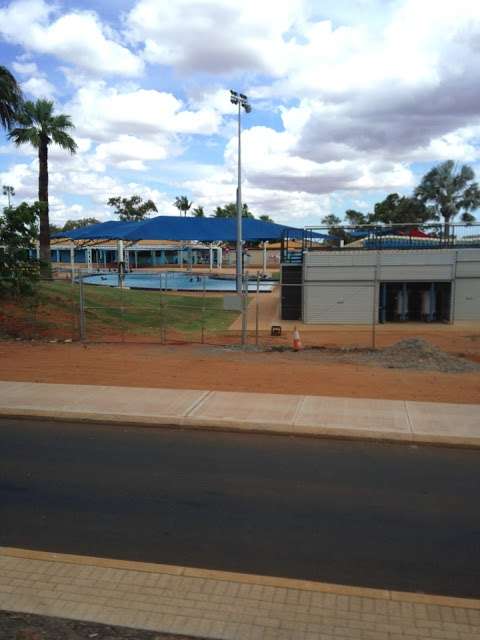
[84,272,274,292]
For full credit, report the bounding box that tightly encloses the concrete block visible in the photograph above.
[295,396,411,439]
[406,401,480,445]
[187,391,302,431]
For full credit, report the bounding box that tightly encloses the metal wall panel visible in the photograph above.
[305,266,376,281]
[454,279,480,320]
[455,261,480,278]
[457,249,480,262]
[378,265,454,281]
[305,253,376,267]
[303,283,374,324]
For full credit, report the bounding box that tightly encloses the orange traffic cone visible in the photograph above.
[293,326,303,351]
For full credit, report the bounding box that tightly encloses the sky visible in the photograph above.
[1,0,480,226]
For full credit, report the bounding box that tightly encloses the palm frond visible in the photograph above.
[8,126,41,148]
[0,65,23,129]
[51,129,78,153]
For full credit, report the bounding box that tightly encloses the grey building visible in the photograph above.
[281,241,480,324]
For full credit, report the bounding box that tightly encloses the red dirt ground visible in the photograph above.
[1,340,479,404]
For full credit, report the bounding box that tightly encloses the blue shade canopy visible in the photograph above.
[53,216,331,242]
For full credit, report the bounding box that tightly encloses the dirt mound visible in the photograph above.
[373,338,480,373]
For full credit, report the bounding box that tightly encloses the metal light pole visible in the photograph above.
[230,90,251,294]
[2,185,14,207]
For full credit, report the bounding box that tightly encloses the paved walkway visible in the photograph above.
[0,380,479,447]
[1,547,479,640]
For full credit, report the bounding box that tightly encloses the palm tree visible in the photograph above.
[0,65,22,130]
[415,160,480,236]
[173,195,192,216]
[192,205,205,217]
[9,99,77,273]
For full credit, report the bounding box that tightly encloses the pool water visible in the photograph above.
[84,272,274,292]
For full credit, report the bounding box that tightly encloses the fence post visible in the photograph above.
[241,272,248,347]
[78,271,86,342]
[201,275,206,344]
[371,251,379,350]
[255,271,260,348]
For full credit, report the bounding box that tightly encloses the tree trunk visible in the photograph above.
[443,215,452,244]
[38,138,50,277]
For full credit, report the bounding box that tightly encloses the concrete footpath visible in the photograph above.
[1,547,479,640]
[0,380,479,447]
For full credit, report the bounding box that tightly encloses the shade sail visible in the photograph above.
[54,216,331,242]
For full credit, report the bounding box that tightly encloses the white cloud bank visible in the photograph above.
[0,0,143,77]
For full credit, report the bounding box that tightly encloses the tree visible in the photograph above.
[2,185,15,207]
[62,217,101,231]
[345,209,368,227]
[8,99,77,275]
[0,201,40,298]
[213,202,254,218]
[321,214,341,228]
[174,195,192,216]
[415,160,480,234]
[259,214,274,223]
[321,214,349,244]
[370,193,432,225]
[192,205,206,217]
[0,65,22,130]
[107,195,157,222]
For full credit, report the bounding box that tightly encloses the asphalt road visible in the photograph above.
[1,417,479,597]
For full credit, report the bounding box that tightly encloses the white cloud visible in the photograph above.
[12,60,39,75]
[127,0,304,75]
[0,0,143,77]
[22,76,56,99]
[93,135,172,171]
[67,82,222,142]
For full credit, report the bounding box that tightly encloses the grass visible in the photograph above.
[38,280,240,335]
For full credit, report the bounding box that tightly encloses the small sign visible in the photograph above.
[271,325,282,336]
[223,295,243,311]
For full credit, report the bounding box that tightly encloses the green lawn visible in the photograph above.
[38,280,239,335]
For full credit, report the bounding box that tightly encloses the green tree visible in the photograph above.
[415,160,480,234]
[321,214,349,244]
[345,209,368,227]
[49,222,62,236]
[213,202,254,218]
[370,193,432,225]
[173,195,192,216]
[8,99,77,275]
[107,195,157,222]
[192,205,206,217]
[0,201,40,298]
[62,217,101,231]
[0,65,22,130]
[259,214,274,223]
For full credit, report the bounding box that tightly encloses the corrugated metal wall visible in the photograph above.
[454,280,480,320]
[303,249,480,324]
[304,283,374,324]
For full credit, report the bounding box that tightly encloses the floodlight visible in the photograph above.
[244,103,252,113]
[239,93,247,100]
[230,89,238,97]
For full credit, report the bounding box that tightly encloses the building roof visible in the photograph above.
[53,216,330,243]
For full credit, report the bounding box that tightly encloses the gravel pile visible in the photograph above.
[364,338,479,373]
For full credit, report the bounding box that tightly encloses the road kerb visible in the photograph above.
[1,546,479,610]
[1,405,480,449]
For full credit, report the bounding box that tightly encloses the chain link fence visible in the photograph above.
[0,268,274,347]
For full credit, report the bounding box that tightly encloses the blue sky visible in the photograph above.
[1,0,480,226]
